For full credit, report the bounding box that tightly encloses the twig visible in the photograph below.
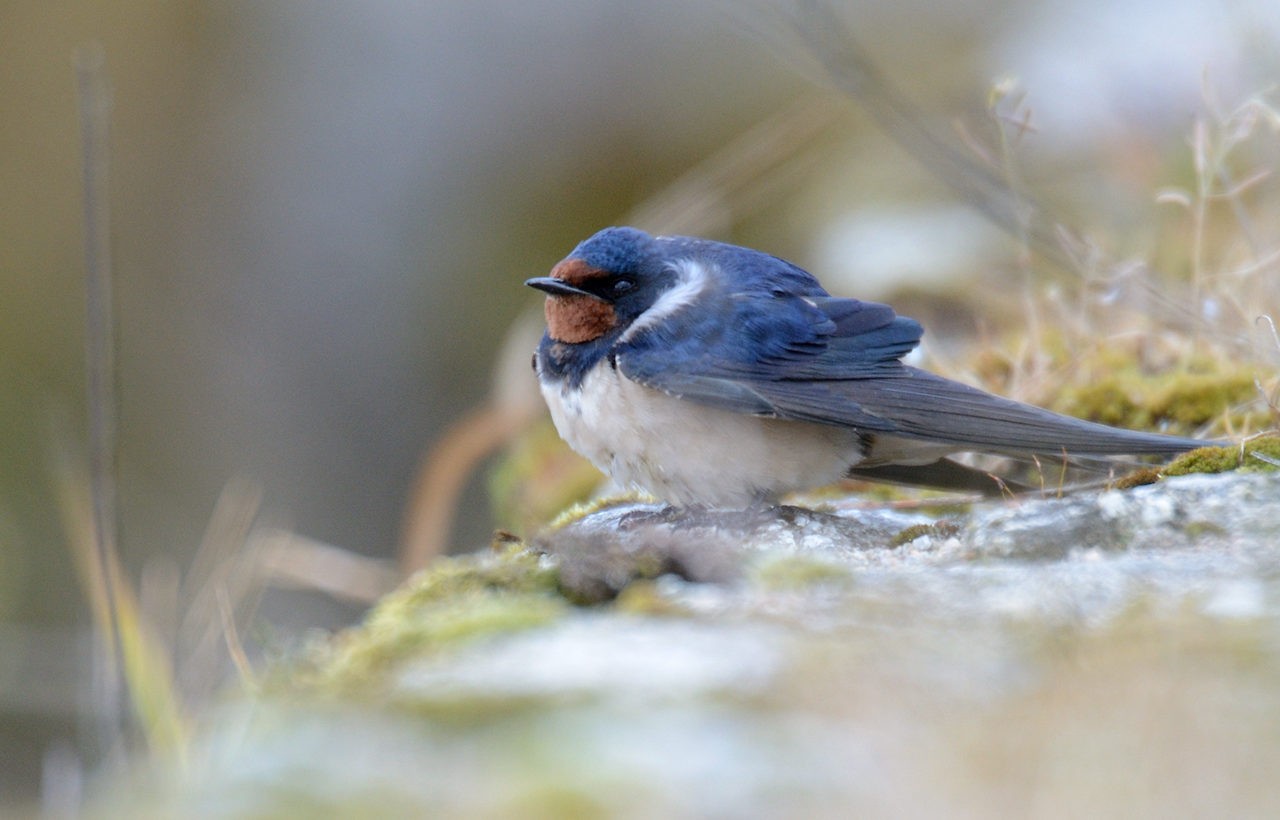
[215,586,256,690]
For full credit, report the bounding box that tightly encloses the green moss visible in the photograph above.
[1166,446,1244,475]
[1149,373,1264,428]
[1112,435,1280,488]
[500,785,615,820]
[280,546,568,695]
[751,555,853,591]
[1164,436,1280,476]
[1052,366,1264,434]
[1110,466,1163,490]
[389,543,559,608]
[613,580,693,616]
[1183,520,1229,539]
[546,492,655,531]
[1060,380,1149,428]
[889,520,961,548]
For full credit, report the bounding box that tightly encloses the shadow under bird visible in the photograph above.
[526,227,1207,507]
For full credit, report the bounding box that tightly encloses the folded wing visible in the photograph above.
[618,288,1204,458]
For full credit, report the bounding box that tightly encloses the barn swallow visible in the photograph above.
[526,226,1207,507]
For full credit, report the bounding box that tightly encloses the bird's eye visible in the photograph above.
[611,277,635,294]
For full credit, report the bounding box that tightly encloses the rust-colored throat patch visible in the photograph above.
[543,259,618,344]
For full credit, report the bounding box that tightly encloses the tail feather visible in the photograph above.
[847,458,1029,496]
[851,369,1210,456]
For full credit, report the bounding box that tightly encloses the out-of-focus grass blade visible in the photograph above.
[55,462,189,760]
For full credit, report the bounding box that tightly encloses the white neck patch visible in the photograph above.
[619,258,710,343]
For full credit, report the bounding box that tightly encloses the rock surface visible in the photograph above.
[105,471,1280,818]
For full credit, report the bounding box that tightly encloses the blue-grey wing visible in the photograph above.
[616,293,920,431]
[617,292,1204,457]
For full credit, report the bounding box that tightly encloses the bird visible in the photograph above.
[526,226,1208,507]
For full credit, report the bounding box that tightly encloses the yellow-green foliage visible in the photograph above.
[488,420,604,531]
[286,546,566,694]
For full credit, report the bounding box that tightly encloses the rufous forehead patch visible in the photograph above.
[544,294,616,344]
[551,258,606,286]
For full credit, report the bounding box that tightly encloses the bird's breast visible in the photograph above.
[539,359,866,506]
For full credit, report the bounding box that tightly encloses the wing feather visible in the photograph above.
[617,276,1204,459]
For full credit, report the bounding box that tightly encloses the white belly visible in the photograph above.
[541,362,866,507]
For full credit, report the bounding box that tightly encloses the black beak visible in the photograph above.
[525,277,604,300]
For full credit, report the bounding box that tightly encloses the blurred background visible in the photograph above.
[3,0,1279,807]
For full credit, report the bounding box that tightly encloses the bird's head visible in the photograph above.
[525,227,676,344]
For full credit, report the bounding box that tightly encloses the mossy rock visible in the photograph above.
[278,545,566,695]
[1164,436,1280,476]
[1113,435,1280,488]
